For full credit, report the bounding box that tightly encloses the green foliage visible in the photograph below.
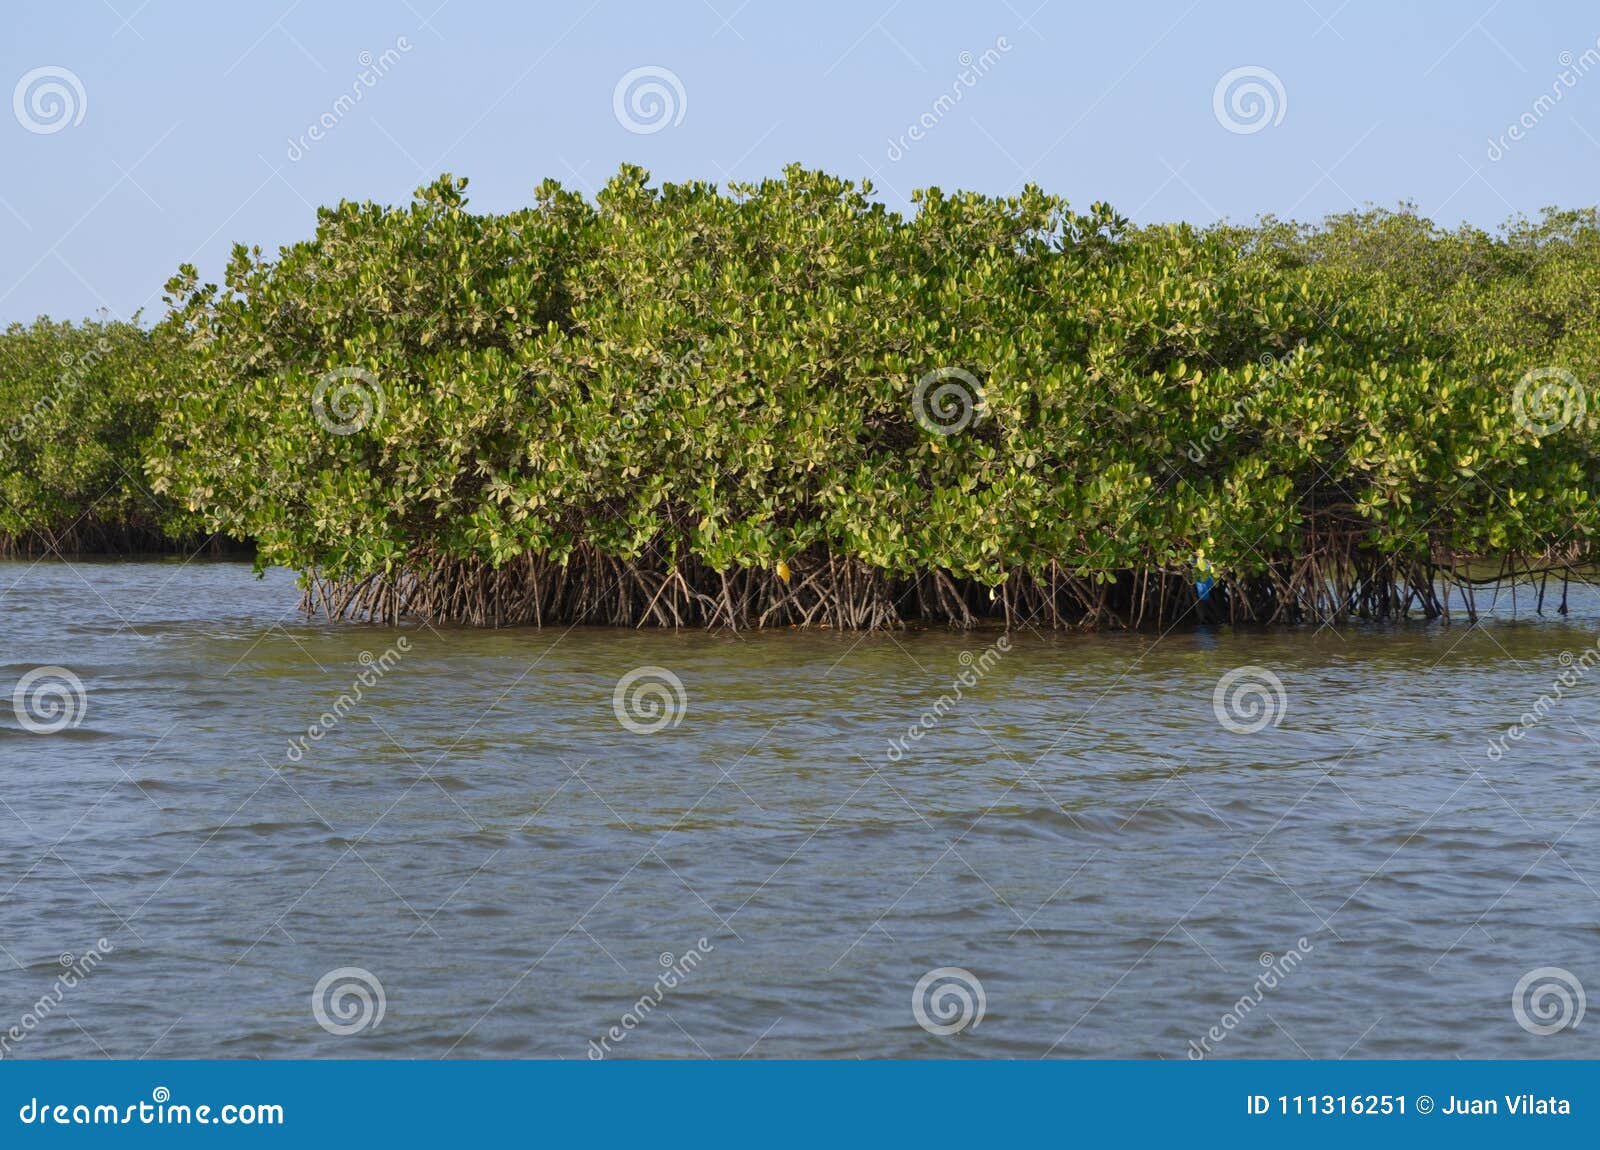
[0,316,194,552]
[6,168,1600,623]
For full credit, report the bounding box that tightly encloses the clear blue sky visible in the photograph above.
[4,0,1598,325]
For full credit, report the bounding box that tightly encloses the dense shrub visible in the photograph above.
[0,317,211,554]
[5,168,1598,626]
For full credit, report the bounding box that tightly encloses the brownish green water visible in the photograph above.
[1,560,1596,1058]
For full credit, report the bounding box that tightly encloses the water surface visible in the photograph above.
[2,559,1596,1059]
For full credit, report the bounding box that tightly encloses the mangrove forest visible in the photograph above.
[3,165,1598,629]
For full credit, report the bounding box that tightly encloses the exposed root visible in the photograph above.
[295,536,1595,629]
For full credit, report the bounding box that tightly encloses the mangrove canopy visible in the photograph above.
[3,166,1598,628]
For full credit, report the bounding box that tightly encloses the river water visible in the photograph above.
[1,559,1596,1059]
